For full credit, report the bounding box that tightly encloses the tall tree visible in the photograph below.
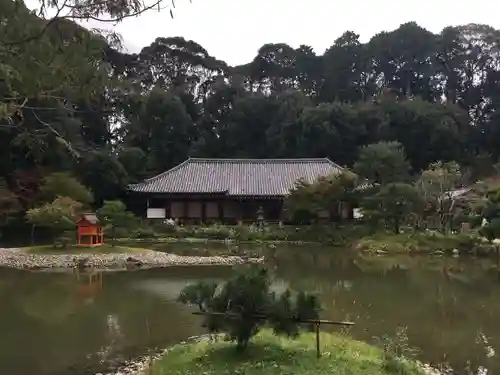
[354,141,411,185]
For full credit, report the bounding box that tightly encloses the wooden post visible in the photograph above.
[218,201,224,224]
[496,245,499,279]
[201,201,206,224]
[183,201,189,223]
[237,198,243,225]
[190,312,354,361]
[315,322,321,358]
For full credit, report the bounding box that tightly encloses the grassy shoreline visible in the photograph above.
[118,230,497,258]
[115,236,322,245]
[6,227,497,259]
[149,330,426,375]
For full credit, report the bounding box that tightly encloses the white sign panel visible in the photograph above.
[147,208,166,219]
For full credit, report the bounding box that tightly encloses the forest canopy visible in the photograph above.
[2,4,500,231]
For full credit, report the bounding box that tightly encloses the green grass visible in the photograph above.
[150,330,425,375]
[20,244,151,254]
[354,230,491,255]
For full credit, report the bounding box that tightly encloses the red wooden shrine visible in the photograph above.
[76,213,104,247]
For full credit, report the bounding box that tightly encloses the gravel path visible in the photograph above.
[0,248,263,271]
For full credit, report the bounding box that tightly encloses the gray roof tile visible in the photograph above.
[128,158,344,196]
[79,213,99,224]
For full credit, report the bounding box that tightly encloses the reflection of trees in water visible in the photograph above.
[273,252,500,374]
[0,268,213,375]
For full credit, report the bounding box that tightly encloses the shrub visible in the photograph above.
[109,227,132,239]
[453,233,482,253]
[97,200,139,245]
[53,231,75,249]
[375,327,421,374]
[133,227,158,239]
[196,224,233,240]
[26,197,82,247]
[149,220,178,235]
[178,266,321,352]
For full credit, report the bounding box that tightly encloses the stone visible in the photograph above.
[0,248,262,271]
[461,222,471,233]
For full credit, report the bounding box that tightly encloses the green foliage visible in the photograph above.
[417,161,462,196]
[480,186,500,222]
[0,178,21,226]
[76,151,129,205]
[354,142,410,185]
[285,171,359,223]
[128,222,365,246]
[133,226,159,239]
[361,183,424,234]
[3,19,500,243]
[97,200,139,243]
[479,219,500,243]
[150,329,424,375]
[123,88,193,172]
[26,197,81,229]
[0,0,112,124]
[26,197,82,246]
[38,172,93,206]
[178,267,321,352]
[355,231,493,256]
[375,327,422,375]
[375,327,419,359]
[416,161,462,231]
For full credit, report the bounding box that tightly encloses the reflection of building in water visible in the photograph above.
[74,271,103,305]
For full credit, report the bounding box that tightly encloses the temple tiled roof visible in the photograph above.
[128,158,344,196]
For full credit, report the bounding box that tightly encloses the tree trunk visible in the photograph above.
[31,224,35,245]
[111,226,115,247]
[496,244,499,271]
[394,218,400,234]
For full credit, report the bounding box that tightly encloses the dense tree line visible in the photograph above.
[2,1,500,235]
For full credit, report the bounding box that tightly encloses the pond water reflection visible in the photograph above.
[272,250,500,374]
[0,245,499,375]
[0,266,232,375]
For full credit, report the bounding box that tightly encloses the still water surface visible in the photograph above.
[1,244,499,375]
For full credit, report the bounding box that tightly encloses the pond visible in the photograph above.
[0,244,499,375]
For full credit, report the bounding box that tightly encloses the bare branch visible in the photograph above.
[1,0,69,45]
[31,109,81,158]
[2,0,176,45]
[67,0,167,22]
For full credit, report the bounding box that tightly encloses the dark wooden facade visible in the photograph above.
[127,158,351,224]
[129,193,352,225]
[129,193,285,224]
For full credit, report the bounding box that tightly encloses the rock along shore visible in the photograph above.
[0,248,264,271]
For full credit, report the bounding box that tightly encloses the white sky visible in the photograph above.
[30,0,500,66]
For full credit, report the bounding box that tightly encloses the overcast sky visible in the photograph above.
[36,0,500,66]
